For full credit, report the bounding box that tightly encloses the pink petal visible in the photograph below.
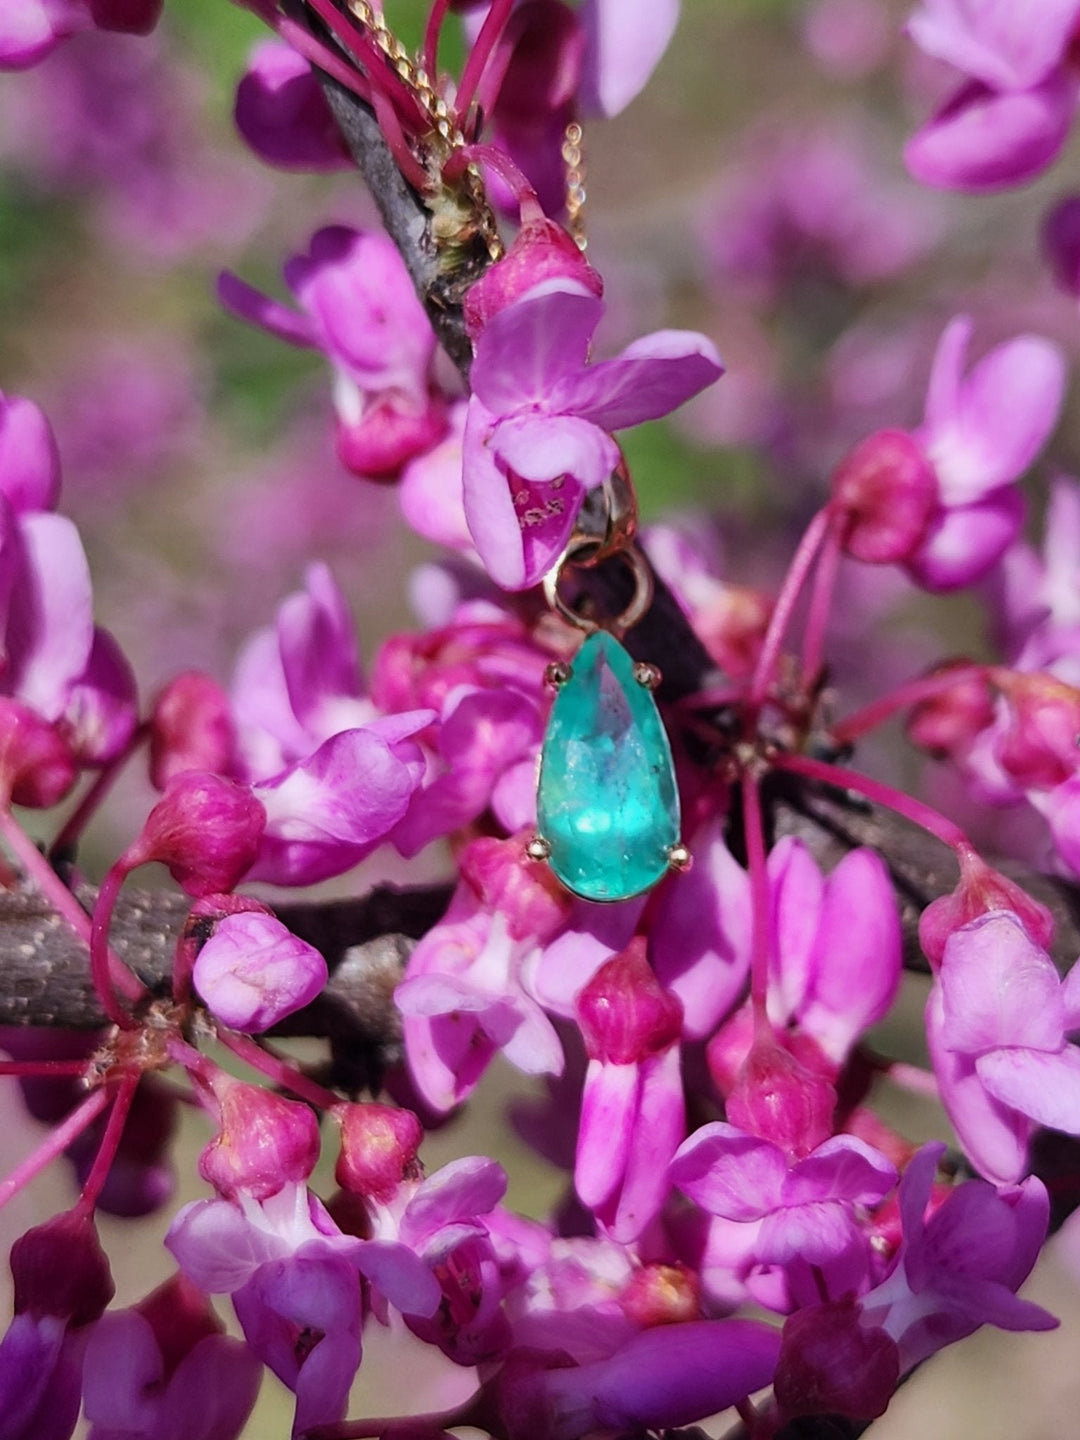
[217,271,317,349]
[927,986,1032,1184]
[651,818,752,1040]
[234,40,351,171]
[905,72,1075,192]
[402,1155,508,1241]
[492,412,618,490]
[0,393,60,513]
[784,1135,898,1207]
[605,1046,685,1241]
[579,0,680,117]
[802,848,902,1062]
[7,512,94,721]
[669,1122,786,1220]
[553,330,723,432]
[757,1199,860,1265]
[921,321,1065,504]
[976,1044,1080,1132]
[469,281,602,415]
[907,0,1080,91]
[83,1311,162,1431]
[906,488,1024,592]
[576,1058,638,1210]
[767,836,824,1024]
[939,912,1065,1054]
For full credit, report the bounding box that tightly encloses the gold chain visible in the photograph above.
[343,0,503,261]
[561,121,588,251]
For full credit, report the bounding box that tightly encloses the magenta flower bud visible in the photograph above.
[905,661,995,759]
[775,1296,899,1422]
[993,669,1080,790]
[459,835,571,943]
[919,852,1055,968]
[333,1101,424,1201]
[576,938,683,1064]
[0,698,77,808]
[464,214,603,340]
[335,388,448,482]
[11,1210,114,1326]
[149,671,238,790]
[199,1077,320,1200]
[1043,195,1080,295]
[831,429,937,563]
[192,910,328,1032]
[725,1037,835,1158]
[127,771,266,896]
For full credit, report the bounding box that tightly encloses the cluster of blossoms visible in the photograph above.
[0,3,1079,1440]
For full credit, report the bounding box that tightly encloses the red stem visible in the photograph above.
[0,808,144,1008]
[89,863,141,1028]
[216,1029,340,1111]
[278,16,377,106]
[800,512,844,691]
[455,0,515,121]
[748,508,831,711]
[422,0,452,79]
[0,1086,110,1213]
[75,1072,139,1216]
[371,85,432,192]
[0,1060,92,1077]
[303,0,429,130]
[771,750,971,853]
[829,663,990,746]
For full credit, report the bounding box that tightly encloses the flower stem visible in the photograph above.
[455,0,515,121]
[50,724,146,861]
[771,750,971,853]
[422,0,452,79]
[75,1072,139,1216]
[216,1030,340,1111]
[829,663,989,746]
[740,771,772,1031]
[0,1060,91,1077]
[800,512,844,692]
[89,862,143,1028]
[0,808,144,1009]
[0,1086,110,1213]
[748,507,831,711]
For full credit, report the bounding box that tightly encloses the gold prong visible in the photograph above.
[525,835,552,862]
[544,661,573,688]
[633,661,662,689]
[666,842,692,873]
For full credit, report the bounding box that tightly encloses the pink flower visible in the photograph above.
[905,316,1064,590]
[192,912,328,1033]
[463,280,722,588]
[905,0,1080,190]
[926,910,1080,1183]
[219,228,447,480]
[670,1125,897,1310]
[82,1275,261,1440]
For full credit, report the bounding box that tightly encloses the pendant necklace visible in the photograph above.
[527,468,690,903]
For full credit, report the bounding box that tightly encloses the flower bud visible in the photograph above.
[126,771,265,896]
[464,218,602,339]
[725,1035,835,1159]
[149,671,238,789]
[334,1101,424,1200]
[919,851,1054,968]
[192,909,327,1032]
[993,669,1080,790]
[775,1297,898,1423]
[11,1210,114,1326]
[460,834,571,942]
[0,698,77,808]
[335,386,449,482]
[60,628,138,766]
[576,938,683,1065]
[905,661,994,759]
[198,1077,320,1200]
[832,429,937,564]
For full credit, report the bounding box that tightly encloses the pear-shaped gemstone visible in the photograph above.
[537,630,680,902]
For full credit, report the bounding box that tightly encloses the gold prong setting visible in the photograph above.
[544,661,573,688]
[525,835,552,862]
[633,661,662,689]
[666,842,692,874]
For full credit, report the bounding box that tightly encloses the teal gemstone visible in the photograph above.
[537,630,680,902]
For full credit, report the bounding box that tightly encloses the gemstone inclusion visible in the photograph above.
[537,630,679,902]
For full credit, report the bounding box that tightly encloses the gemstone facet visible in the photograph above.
[536,630,680,902]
